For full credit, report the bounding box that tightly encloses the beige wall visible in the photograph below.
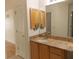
[5,10,16,44]
[5,0,16,11]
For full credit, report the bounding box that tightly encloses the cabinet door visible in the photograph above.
[30,41,39,59]
[39,44,49,59]
[50,53,64,59]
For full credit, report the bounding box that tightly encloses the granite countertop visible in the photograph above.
[30,37,73,52]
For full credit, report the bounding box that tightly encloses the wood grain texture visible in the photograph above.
[39,44,49,59]
[30,41,39,59]
[50,53,64,59]
[50,47,65,56]
[50,47,66,59]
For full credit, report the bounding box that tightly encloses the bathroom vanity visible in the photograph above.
[30,1,73,59]
[30,36,73,59]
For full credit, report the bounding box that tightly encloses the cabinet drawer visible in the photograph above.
[50,53,64,59]
[50,47,65,55]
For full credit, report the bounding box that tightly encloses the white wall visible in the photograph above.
[27,0,46,37]
[5,10,16,44]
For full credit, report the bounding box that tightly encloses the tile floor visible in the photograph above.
[5,41,23,59]
[8,55,24,59]
[5,41,16,58]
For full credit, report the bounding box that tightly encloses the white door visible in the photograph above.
[14,5,28,59]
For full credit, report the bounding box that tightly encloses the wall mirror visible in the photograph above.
[45,1,73,38]
[29,0,73,38]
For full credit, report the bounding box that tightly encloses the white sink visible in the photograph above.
[36,39,48,43]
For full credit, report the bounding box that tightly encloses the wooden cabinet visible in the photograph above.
[50,53,64,59]
[50,47,65,56]
[30,41,39,59]
[39,44,49,59]
[30,41,67,59]
[50,47,65,59]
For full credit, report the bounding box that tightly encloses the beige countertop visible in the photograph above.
[30,37,73,52]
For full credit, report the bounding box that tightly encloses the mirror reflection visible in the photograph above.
[46,2,73,38]
[30,8,46,30]
[29,0,73,38]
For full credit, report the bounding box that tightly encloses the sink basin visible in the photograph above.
[36,39,48,43]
